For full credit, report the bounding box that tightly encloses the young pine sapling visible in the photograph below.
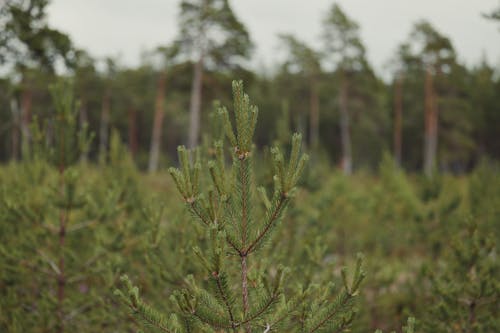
[116,81,365,333]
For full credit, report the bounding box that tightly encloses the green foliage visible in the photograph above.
[0,0,498,171]
[375,317,415,333]
[0,80,499,332]
[116,81,367,333]
[423,221,499,332]
[322,3,366,70]
[0,3,499,331]
[0,0,75,71]
[176,0,253,67]
[0,81,136,333]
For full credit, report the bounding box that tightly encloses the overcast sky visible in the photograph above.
[47,0,500,77]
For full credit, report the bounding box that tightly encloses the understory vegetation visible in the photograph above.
[1,81,498,333]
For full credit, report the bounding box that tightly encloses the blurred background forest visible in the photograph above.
[0,0,499,172]
[1,1,500,333]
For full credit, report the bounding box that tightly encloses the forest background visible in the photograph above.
[0,1,499,332]
[0,0,499,171]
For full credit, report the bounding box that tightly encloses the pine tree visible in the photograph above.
[423,221,499,332]
[375,317,415,333]
[0,81,132,333]
[0,0,75,159]
[175,0,253,149]
[115,80,365,332]
[279,34,322,149]
[321,4,367,175]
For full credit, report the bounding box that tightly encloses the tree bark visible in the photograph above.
[188,56,204,149]
[79,102,89,163]
[339,72,352,175]
[424,67,438,176]
[309,80,320,149]
[148,71,166,173]
[10,98,20,161]
[394,74,403,166]
[99,90,111,163]
[128,107,138,158]
[20,84,32,157]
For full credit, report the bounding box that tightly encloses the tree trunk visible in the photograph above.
[309,80,320,149]
[393,74,403,166]
[79,101,89,163]
[424,67,438,176]
[188,56,204,149]
[339,73,352,175]
[128,107,138,158]
[99,90,111,163]
[10,98,20,161]
[20,85,32,157]
[148,71,166,173]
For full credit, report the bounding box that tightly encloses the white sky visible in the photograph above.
[47,0,500,78]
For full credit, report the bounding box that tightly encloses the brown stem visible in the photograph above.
[57,190,68,333]
[57,207,67,333]
[241,255,250,333]
[57,112,68,333]
[467,299,476,333]
[238,158,251,332]
[240,160,248,248]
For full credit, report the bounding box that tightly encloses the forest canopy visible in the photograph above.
[0,0,498,172]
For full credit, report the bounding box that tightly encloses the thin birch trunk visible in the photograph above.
[79,102,89,163]
[99,90,111,163]
[148,71,166,173]
[394,74,403,166]
[309,80,320,149]
[10,98,20,161]
[339,72,352,175]
[424,67,438,176]
[128,107,138,158]
[188,56,204,149]
[20,85,32,157]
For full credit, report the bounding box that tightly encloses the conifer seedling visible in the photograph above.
[115,80,365,332]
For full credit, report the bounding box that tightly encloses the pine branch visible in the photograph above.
[241,290,280,326]
[115,275,176,333]
[212,272,237,332]
[269,290,310,330]
[246,135,307,255]
[191,306,234,330]
[307,291,351,333]
[188,200,210,226]
[307,255,365,333]
[245,193,288,255]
